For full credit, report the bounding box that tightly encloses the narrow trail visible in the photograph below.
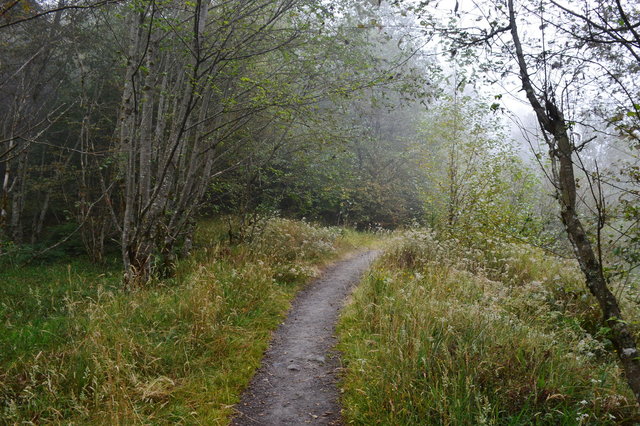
[232,250,380,426]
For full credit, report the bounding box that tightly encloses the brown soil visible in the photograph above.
[231,250,379,426]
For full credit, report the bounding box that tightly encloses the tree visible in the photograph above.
[1,1,74,243]
[202,3,432,231]
[114,0,318,285]
[402,0,640,402]
[0,0,121,261]
[417,92,543,241]
[503,0,640,403]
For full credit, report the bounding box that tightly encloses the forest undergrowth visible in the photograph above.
[0,218,377,424]
[338,229,640,425]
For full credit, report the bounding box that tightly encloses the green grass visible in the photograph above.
[338,229,639,425]
[0,259,121,364]
[0,218,378,424]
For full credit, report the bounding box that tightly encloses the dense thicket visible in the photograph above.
[0,0,430,283]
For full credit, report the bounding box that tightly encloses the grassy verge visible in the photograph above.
[1,218,378,424]
[338,229,639,425]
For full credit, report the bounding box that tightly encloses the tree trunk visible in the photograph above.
[119,10,145,288]
[9,149,28,243]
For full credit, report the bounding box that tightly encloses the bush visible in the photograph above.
[252,218,343,262]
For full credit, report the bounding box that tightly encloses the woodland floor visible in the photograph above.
[231,250,380,425]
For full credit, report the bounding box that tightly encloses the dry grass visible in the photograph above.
[1,218,378,424]
[338,229,640,425]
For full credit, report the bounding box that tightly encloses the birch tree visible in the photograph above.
[406,0,640,402]
[115,0,309,286]
[0,2,68,243]
[505,0,640,402]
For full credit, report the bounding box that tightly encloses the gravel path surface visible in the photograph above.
[231,250,379,426]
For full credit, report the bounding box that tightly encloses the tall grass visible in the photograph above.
[1,218,376,424]
[338,229,639,425]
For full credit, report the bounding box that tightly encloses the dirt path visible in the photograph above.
[232,250,379,426]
